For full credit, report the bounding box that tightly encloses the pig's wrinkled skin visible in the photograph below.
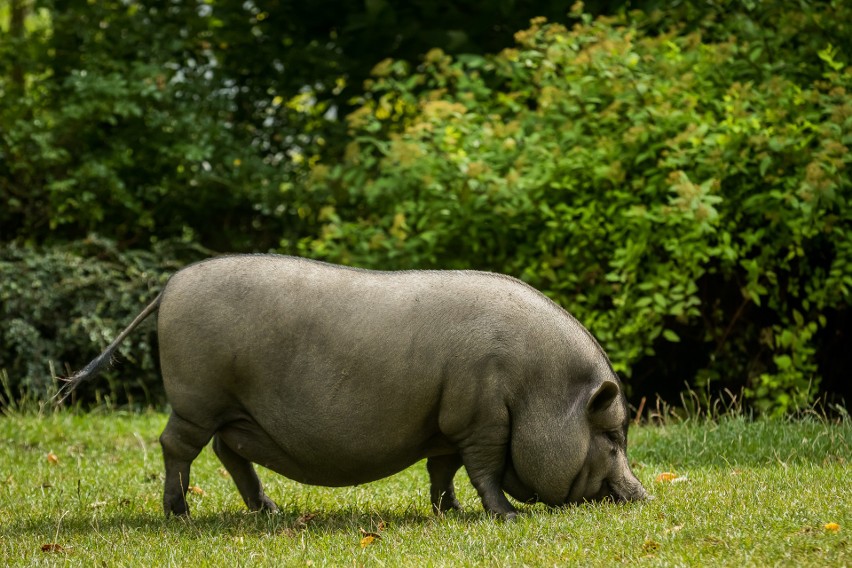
[60,255,648,519]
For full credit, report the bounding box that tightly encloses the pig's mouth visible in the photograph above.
[564,473,648,505]
[606,478,650,503]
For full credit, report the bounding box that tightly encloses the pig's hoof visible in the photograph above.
[432,499,461,515]
[165,507,191,519]
[248,495,280,514]
[164,498,190,518]
[487,509,517,522]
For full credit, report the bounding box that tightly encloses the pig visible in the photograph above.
[59,255,648,519]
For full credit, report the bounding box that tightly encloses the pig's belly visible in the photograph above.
[215,419,456,487]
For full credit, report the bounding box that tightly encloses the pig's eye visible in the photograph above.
[605,431,621,445]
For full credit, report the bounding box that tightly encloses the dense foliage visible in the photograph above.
[1,1,850,413]
[2,0,619,251]
[0,237,209,403]
[299,4,852,413]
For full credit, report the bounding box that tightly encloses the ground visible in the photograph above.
[0,411,849,566]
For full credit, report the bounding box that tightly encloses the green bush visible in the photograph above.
[3,3,849,413]
[0,237,208,406]
[299,7,852,414]
[0,1,318,252]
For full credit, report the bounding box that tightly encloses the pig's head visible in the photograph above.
[502,376,649,507]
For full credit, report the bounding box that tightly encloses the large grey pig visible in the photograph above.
[60,255,648,519]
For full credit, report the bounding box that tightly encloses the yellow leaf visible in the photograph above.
[824,522,841,533]
[189,485,205,495]
[46,452,59,465]
[655,472,677,482]
[359,527,382,548]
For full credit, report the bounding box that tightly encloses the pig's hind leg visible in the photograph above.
[427,454,463,514]
[159,412,215,517]
[213,433,279,513]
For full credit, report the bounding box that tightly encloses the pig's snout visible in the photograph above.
[608,476,650,503]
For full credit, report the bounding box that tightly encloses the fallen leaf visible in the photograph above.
[824,522,841,533]
[47,452,59,465]
[359,528,382,548]
[189,485,205,495]
[642,538,660,553]
[89,501,107,509]
[655,471,688,483]
[40,543,66,553]
[665,524,684,535]
[297,513,318,527]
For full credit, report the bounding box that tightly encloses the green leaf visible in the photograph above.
[663,329,681,342]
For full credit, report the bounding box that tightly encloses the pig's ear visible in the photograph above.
[587,380,623,427]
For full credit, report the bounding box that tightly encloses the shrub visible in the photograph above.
[0,237,208,407]
[299,6,852,414]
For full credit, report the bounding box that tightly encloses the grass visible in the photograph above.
[0,409,849,567]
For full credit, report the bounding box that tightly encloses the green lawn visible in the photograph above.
[0,411,849,566]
